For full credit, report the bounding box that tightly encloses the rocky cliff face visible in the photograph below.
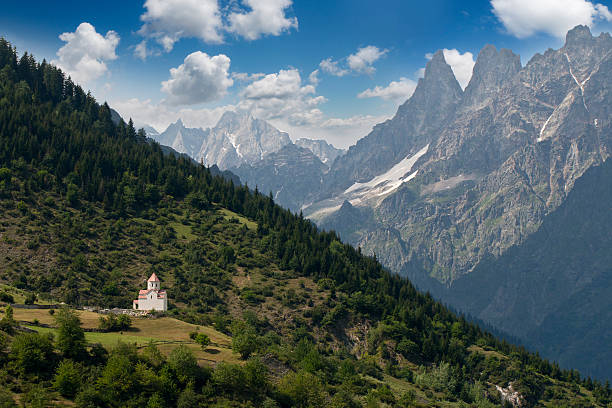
[313,25,612,285]
[230,143,328,212]
[295,138,344,165]
[441,158,612,379]
[197,111,292,169]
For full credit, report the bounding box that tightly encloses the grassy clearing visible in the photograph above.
[7,308,239,365]
[169,221,198,242]
[219,208,257,230]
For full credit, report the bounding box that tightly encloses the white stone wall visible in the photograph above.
[135,294,167,311]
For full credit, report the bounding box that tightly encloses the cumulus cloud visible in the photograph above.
[138,0,223,55]
[347,46,388,75]
[357,77,418,102]
[319,45,387,78]
[308,69,320,85]
[227,0,298,40]
[319,58,349,77]
[425,49,474,90]
[491,0,612,38]
[232,72,266,82]
[161,51,233,105]
[239,69,325,125]
[137,0,298,57]
[53,22,119,85]
[441,49,475,90]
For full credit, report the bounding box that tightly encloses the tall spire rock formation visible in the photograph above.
[322,50,463,194]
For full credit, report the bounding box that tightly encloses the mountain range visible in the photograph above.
[139,25,612,379]
[144,112,343,174]
[311,25,612,378]
[4,37,609,405]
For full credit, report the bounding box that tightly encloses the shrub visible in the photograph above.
[277,370,326,408]
[189,331,210,350]
[98,314,132,332]
[54,359,82,398]
[0,292,14,303]
[9,332,55,375]
[24,292,36,305]
[168,345,200,384]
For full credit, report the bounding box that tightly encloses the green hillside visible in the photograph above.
[0,38,609,407]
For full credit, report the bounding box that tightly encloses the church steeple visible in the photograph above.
[147,273,160,290]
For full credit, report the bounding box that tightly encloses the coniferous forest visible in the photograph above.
[0,38,611,407]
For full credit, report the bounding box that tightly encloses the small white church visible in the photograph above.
[133,273,168,311]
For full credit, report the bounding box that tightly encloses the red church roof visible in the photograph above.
[148,273,160,282]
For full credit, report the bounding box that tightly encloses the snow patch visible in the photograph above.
[345,144,429,197]
[537,113,554,142]
[565,53,589,112]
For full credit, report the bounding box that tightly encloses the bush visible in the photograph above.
[0,387,16,408]
[277,370,326,408]
[0,291,14,303]
[168,345,200,384]
[98,314,132,332]
[0,305,16,334]
[189,331,211,349]
[231,322,259,359]
[54,359,82,398]
[24,292,36,305]
[9,332,55,375]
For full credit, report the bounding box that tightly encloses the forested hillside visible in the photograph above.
[0,38,609,407]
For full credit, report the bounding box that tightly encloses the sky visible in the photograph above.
[2,0,612,148]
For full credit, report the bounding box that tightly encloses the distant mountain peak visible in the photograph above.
[565,25,593,47]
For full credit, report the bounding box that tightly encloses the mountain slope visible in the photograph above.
[440,157,612,379]
[310,26,611,284]
[295,138,344,165]
[230,143,328,211]
[0,37,608,407]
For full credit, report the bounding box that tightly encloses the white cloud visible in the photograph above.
[425,49,474,90]
[308,69,320,85]
[232,72,266,82]
[491,0,612,38]
[53,22,119,85]
[347,46,388,75]
[236,67,392,147]
[319,45,387,78]
[357,77,418,102]
[161,51,233,105]
[138,0,223,55]
[137,0,298,57]
[319,58,349,77]
[227,0,298,40]
[239,69,325,125]
[441,49,475,90]
[111,98,234,133]
[271,113,391,148]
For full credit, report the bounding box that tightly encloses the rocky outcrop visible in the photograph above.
[312,25,612,284]
[295,138,344,166]
[230,144,328,211]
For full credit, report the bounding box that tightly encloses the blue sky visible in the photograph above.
[2,0,612,147]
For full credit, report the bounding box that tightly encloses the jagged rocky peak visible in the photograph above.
[216,110,247,130]
[564,25,593,47]
[295,138,344,165]
[401,49,463,116]
[462,44,521,107]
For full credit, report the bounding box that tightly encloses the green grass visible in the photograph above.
[24,325,156,347]
[219,208,257,230]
